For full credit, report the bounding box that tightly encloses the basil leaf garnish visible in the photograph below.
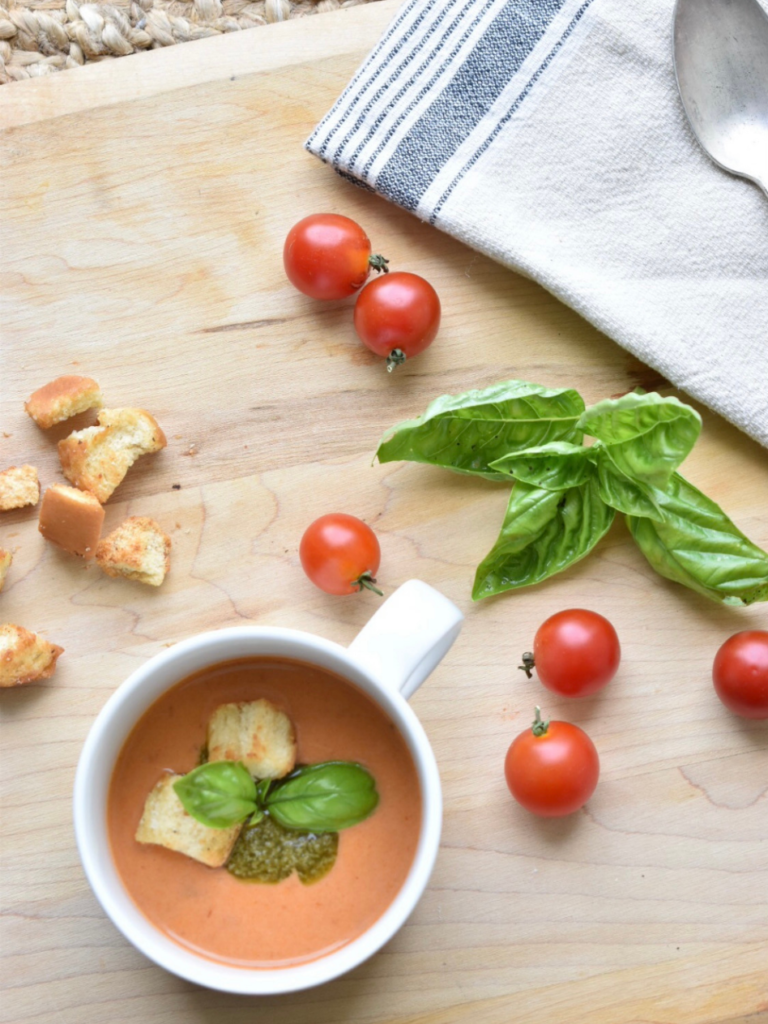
[592,446,663,520]
[266,762,379,833]
[490,441,594,490]
[627,473,768,605]
[377,380,585,480]
[472,479,615,599]
[173,761,257,829]
[578,392,701,488]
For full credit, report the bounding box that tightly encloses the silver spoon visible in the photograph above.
[673,0,768,196]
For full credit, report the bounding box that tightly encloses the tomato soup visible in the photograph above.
[107,657,422,968]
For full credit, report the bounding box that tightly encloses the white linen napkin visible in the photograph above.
[307,0,768,447]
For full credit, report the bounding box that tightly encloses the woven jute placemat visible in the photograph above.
[0,0,376,83]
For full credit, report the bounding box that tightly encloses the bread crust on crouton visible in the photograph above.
[38,484,105,559]
[136,773,242,868]
[0,465,40,512]
[0,623,63,688]
[25,376,103,430]
[0,549,11,592]
[58,408,167,503]
[95,516,171,586]
[207,699,297,779]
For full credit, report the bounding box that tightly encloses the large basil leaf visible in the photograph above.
[593,446,663,520]
[266,762,379,833]
[377,381,585,480]
[578,392,701,488]
[472,479,615,599]
[174,761,256,829]
[490,441,594,490]
[627,473,768,605]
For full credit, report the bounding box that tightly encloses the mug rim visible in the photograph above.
[73,625,443,994]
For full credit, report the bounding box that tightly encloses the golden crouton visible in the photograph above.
[38,484,105,559]
[0,623,63,688]
[135,773,242,868]
[58,407,167,503]
[95,516,171,587]
[25,376,103,430]
[0,549,11,591]
[207,700,297,780]
[0,465,40,512]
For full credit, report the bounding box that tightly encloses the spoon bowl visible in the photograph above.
[673,0,768,195]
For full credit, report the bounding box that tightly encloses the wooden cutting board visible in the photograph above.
[1,7,767,1023]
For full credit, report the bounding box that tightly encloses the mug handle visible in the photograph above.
[347,579,463,699]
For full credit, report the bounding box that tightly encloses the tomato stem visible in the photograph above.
[518,651,535,678]
[531,706,549,737]
[386,349,406,373]
[369,254,389,274]
[353,572,384,597]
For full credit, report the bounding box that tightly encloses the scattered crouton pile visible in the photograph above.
[2,374,171,585]
[1,374,176,688]
[137,700,297,867]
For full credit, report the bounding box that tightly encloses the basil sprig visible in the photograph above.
[174,760,379,832]
[377,383,768,606]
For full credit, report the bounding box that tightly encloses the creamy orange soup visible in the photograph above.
[108,657,422,968]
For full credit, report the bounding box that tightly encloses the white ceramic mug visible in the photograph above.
[73,579,463,995]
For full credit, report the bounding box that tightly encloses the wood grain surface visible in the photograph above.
[1,5,767,1023]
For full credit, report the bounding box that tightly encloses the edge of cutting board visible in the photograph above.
[0,0,400,131]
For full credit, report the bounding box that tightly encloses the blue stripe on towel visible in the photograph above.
[372,0,567,211]
[428,0,595,222]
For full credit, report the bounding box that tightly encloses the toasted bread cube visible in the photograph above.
[25,376,103,430]
[0,549,11,592]
[0,465,40,511]
[135,773,242,868]
[0,623,63,688]
[207,699,297,780]
[38,484,104,559]
[95,516,171,587]
[58,407,167,503]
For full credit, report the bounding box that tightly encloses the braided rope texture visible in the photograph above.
[0,0,376,83]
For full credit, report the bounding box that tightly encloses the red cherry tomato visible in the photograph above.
[354,272,440,371]
[712,630,768,719]
[504,708,600,817]
[283,214,388,300]
[300,513,382,596]
[520,609,620,698]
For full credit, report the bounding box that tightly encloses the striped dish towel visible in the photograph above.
[307,0,768,448]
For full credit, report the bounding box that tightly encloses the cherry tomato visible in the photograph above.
[504,708,600,817]
[354,272,441,371]
[520,609,620,698]
[712,630,768,719]
[283,214,388,300]
[300,513,382,596]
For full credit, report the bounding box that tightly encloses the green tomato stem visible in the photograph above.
[369,254,389,274]
[518,651,535,678]
[386,349,406,373]
[531,706,550,737]
[353,572,384,597]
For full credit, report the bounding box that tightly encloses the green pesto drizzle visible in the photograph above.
[226,814,338,885]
